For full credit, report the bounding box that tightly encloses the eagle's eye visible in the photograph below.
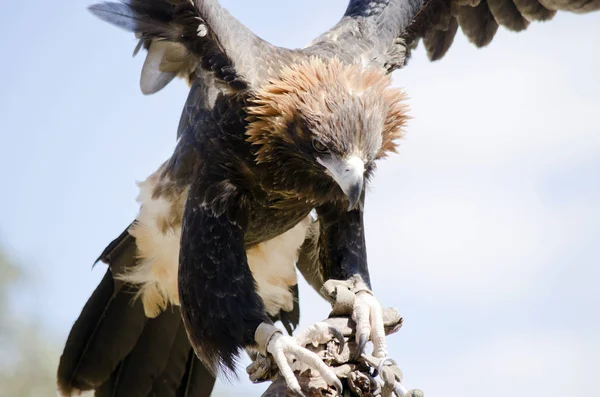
[312,138,329,153]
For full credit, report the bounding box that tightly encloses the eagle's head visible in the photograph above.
[246,57,409,210]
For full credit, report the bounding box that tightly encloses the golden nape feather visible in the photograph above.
[246,57,410,163]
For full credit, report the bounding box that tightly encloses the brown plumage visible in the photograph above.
[59,1,600,396]
[246,58,408,165]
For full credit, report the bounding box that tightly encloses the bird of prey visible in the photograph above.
[57,1,600,396]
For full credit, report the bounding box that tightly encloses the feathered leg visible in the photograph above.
[315,203,389,361]
[179,187,343,395]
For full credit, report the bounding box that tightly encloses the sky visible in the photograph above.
[0,1,599,396]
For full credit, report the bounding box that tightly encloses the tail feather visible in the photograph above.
[57,270,121,394]
[57,226,216,397]
[151,324,196,396]
[77,284,148,388]
[57,266,149,394]
[177,350,217,397]
[107,309,182,396]
[94,362,123,397]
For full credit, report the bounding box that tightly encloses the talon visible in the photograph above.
[333,378,343,395]
[328,325,345,353]
[290,386,305,397]
[353,333,368,361]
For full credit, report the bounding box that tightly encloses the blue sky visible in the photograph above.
[0,1,598,396]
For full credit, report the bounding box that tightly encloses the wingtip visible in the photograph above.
[55,380,82,397]
[91,256,103,269]
[427,51,445,62]
[87,2,109,17]
[87,2,137,32]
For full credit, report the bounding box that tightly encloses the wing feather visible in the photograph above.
[513,0,557,20]
[89,0,281,92]
[139,41,180,95]
[306,0,425,67]
[487,0,530,31]
[423,16,460,60]
[408,0,599,63]
[306,0,599,71]
[457,1,500,47]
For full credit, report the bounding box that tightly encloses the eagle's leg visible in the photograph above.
[178,190,344,393]
[178,190,271,373]
[322,276,388,359]
[317,202,388,359]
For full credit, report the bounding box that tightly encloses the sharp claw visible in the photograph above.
[353,333,368,361]
[328,325,345,353]
[334,378,344,395]
[290,386,305,397]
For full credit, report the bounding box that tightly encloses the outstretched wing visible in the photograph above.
[89,0,284,92]
[410,0,600,63]
[305,0,600,72]
[305,0,425,69]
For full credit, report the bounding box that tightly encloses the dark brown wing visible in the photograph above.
[56,227,216,397]
[305,0,600,72]
[407,0,600,63]
[305,0,425,68]
[89,0,285,92]
[57,19,225,393]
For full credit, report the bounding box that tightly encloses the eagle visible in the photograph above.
[57,1,600,396]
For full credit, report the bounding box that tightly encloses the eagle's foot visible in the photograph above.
[321,276,388,360]
[352,290,387,359]
[254,322,343,396]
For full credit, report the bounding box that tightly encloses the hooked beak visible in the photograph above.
[318,155,365,211]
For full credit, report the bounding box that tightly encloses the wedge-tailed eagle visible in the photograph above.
[57,1,600,396]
